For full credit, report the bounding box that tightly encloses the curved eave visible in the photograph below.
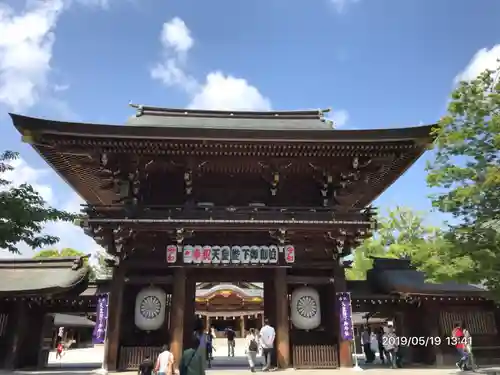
[10,113,436,143]
[196,284,264,299]
[0,266,90,298]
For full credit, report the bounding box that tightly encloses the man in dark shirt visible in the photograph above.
[138,355,154,375]
[226,328,236,357]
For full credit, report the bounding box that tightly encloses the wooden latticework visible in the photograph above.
[119,346,163,370]
[292,345,338,368]
[439,310,497,335]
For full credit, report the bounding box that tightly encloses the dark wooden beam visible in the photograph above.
[124,275,173,284]
[286,275,334,284]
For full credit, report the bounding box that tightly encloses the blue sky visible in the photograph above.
[0,0,499,258]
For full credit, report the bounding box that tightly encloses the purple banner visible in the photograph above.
[337,292,354,341]
[92,294,109,344]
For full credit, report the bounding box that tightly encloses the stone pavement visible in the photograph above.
[1,343,488,375]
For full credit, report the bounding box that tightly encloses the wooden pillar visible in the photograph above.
[104,265,125,371]
[4,301,28,369]
[264,277,277,367]
[170,268,186,366]
[240,315,246,337]
[183,278,196,346]
[335,264,353,367]
[205,315,210,331]
[275,268,290,369]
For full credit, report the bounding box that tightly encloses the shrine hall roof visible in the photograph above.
[9,111,434,142]
[366,258,488,297]
[0,257,90,297]
[125,105,334,130]
[9,109,435,207]
[196,283,263,298]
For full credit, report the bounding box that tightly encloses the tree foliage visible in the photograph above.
[426,65,500,296]
[33,247,99,281]
[346,207,474,281]
[91,248,113,280]
[33,248,86,258]
[0,151,77,254]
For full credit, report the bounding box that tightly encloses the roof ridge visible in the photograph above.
[128,102,330,121]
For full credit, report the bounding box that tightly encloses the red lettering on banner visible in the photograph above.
[202,246,212,263]
[166,245,177,263]
[285,245,295,263]
[193,246,203,263]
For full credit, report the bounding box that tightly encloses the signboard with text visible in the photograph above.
[337,292,354,341]
[166,245,295,265]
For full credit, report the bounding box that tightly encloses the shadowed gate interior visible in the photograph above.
[117,265,340,371]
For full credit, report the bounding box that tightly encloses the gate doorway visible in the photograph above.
[193,279,266,369]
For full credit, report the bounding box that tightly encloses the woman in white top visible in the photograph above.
[245,328,259,373]
[154,345,174,375]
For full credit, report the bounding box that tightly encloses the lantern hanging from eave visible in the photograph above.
[134,286,166,331]
[290,286,321,330]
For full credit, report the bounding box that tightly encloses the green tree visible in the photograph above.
[0,151,77,254]
[33,248,86,258]
[346,207,474,281]
[91,248,113,280]
[426,65,500,296]
[33,247,97,280]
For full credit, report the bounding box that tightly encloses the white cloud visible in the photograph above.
[152,17,349,119]
[454,44,500,84]
[160,17,193,54]
[330,0,360,14]
[0,0,111,112]
[330,109,349,128]
[0,0,64,110]
[189,72,271,111]
[2,158,54,203]
[53,83,70,92]
[74,0,110,8]
[151,17,272,112]
[150,17,199,93]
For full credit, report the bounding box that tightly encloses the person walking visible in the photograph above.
[179,336,205,375]
[204,328,214,368]
[138,355,154,375]
[55,342,64,360]
[259,318,276,372]
[463,323,474,370]
[361,327,374,363]
[225,328,236,357]
[154,345,174,375]
[245,328,259,373]
[452,322,470,371]
[376,327,385,364]
[382,324,398,369]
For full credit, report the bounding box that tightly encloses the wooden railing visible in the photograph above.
[119,346,162,370]
[292,344,338,368]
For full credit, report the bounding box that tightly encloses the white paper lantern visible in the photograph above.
[290,287,321,330]
[135,287,166,331]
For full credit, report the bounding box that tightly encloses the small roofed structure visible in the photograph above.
[349,258,498,367]
[0,257,90,297]
[53,313,95,328]
[366,258,487,297]
[0,256,91,369]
